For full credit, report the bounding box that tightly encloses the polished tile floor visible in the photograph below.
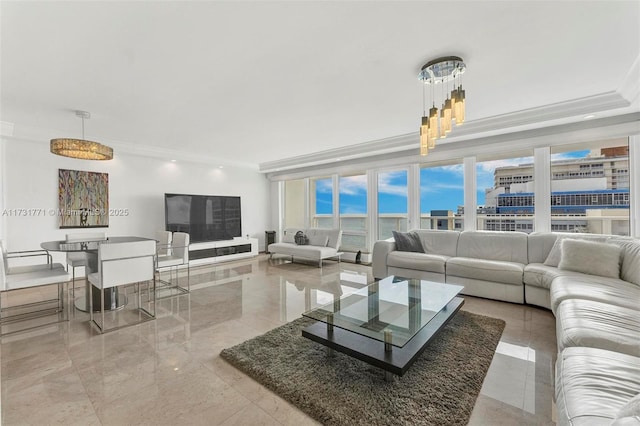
[0,255,557,425]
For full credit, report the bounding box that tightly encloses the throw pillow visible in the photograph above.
[392,231,424,253]
[308,234,329,247]
[613,393,640,424]
[543,235,607,267]
[608,238,640,287]
[558,239,622,279]
[282,229,299,244]
[294,231,309,245]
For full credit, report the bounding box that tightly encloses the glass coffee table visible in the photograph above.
[302,276,464,380]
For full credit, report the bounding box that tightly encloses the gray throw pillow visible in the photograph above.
[392,231,424,253]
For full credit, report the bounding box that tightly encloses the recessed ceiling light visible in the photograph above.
[583,114,596,120]
[171,159,176,162]
[218,165,224,169]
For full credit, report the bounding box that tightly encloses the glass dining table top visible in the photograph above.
[41,236,155,252]
[302,276,464,348]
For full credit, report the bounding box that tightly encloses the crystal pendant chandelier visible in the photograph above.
[418,56,466,156]
[50,111,113,160]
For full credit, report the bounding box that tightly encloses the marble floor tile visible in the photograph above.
[1,255,559,425]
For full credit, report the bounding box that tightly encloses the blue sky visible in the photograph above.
[315,149,591,214]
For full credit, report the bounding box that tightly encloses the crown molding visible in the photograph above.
[267,113,640,181]
[619,55,639,106]
[260,91,634,173]
[258,132,416,173]
[260,56,640,174]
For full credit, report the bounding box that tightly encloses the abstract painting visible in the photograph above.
[58,169,109,228]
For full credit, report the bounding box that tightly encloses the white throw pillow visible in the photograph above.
[544,235,607,267]
[608,238,640,287]
[613,393,640,425]
[558,239,622,279]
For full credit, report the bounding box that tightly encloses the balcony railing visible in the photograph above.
[311,211,631,250]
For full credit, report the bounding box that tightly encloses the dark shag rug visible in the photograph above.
[220,310,505,426]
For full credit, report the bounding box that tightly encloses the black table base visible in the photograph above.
[302,297,465,377]
[74,288,127,312]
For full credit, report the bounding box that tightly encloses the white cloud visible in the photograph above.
[438,164,464,174]
[314,178,333,193]
[339,175,367,195]
[420,182,464,193]
[378,171,408,196]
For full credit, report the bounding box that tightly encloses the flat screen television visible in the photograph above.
[165,193,242,243]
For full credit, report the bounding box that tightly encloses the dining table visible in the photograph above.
[41,236,156,312]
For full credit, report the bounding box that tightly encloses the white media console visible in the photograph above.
[188,237,259,266]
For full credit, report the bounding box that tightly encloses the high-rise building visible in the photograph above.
[480,148,630,235]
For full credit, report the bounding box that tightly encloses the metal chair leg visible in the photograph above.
[101,287,105,334]
[89,281,94,327]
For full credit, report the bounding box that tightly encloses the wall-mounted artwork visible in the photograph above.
[58,169,109,228]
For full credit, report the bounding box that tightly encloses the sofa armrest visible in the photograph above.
[372,239,396,279]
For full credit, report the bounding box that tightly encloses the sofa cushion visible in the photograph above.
[392,231,423,253]
[550,275,640,314]
[307,228,342,250]
[387,252,449,274]
[267,242,337,261]
[556,299,640,357]
[523,263,583,290]
[414,230,460,257]
[543,234,608,267]
[558,239,622,279]
[609,238,640,287]
[456,231,528,264]
[527,232,559,264]
[446,257,524,286]
[556,347,640,426]
[308,234,329,247]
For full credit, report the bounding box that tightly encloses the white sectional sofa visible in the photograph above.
[268,228,342,268]
[372,229,640,425]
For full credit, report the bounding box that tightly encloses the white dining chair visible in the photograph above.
[88,240,156,333]
[65,232,106,302]
[156,232,190,296]
[0,240,71,335]
[156,230,173,257]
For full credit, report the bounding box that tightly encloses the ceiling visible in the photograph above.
[1,1,639,170]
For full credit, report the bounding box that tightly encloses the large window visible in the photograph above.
[476,151,534,232]
[339,174,368,251]
[378,170,408,239]
[311,177,333,228]
[551,139,629,235]
[420,162,464,230]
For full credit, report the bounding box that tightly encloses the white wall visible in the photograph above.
[1,138,271,260]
